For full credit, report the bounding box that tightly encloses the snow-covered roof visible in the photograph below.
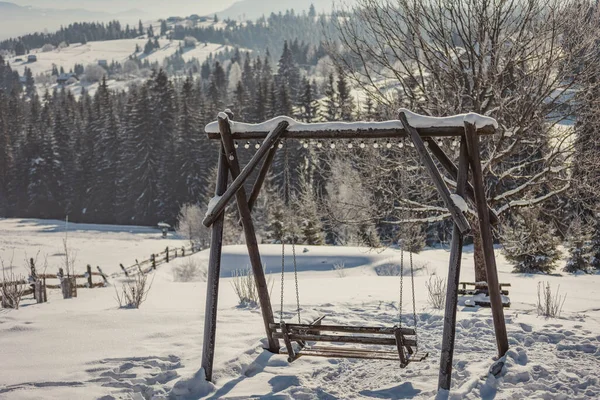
[205,108,498,135]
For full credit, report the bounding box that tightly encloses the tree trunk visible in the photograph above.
[470,214,488,283]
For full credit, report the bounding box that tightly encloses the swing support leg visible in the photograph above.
[438,136,469,391]
[217,114,280,353]
[464,122,509,357]
[201,145,229,382]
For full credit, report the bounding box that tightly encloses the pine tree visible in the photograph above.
[299,78,318,122]
[589,218,600,270]
[24,67,35,98]
[337,68,354,121]
[296,165,324,245]
[322,73,337,121]
[277,40,301,104]
[565,219,589,273]
[502,207,562,273]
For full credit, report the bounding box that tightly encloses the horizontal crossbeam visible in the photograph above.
[206,126,494,140]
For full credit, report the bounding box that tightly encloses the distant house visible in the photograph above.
[57,73,78,85]
[97,59,108,67]
[167,16,183,23]
[27,55,37,63]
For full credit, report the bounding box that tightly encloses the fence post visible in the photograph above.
[182,246,185,257]
[151,254,156,270]
[120,263,129,277]
[87,265,93,288]
[97,266,108,285]
[166,247,169,263]
[30,257,37,301]
[175,249,178,258]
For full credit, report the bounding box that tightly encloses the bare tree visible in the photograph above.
[328,0,600,280]
[1,257,26,309]
[177,203,210,248]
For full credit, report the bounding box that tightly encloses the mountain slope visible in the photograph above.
[217,0,356,20]
[0,2,144,40]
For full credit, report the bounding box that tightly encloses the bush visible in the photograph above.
[425,274,446,310]
[231,266,273,308]
[564,218,590,273]
[177,203,210,248]
[83,64,106,83]
[1,258,26,309]
[183,36,198,48]
[41,43,55,52]
[333,261,346,278]
[537,281,566,318]
[502,208,561,273]
[115,272,153,309]
[173,258,206,282]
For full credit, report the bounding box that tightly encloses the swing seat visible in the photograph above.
[270,316,428,367]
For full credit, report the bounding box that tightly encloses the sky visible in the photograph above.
[9,0,236,18]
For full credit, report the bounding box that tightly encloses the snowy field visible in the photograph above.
[1,218,600,399]
[7,40,230,77]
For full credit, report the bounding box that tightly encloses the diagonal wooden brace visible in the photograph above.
[399,111,471,235]
[202,120,289,227]
[424,137,498,226]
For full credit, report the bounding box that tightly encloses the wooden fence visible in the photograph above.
[117,244,201,277]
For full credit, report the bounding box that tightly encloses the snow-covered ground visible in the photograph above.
[8,40,229,77]
[1,218,599,399]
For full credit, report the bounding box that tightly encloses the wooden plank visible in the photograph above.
[217,114,280,353]
[464,121,509,358]
[202,121,289,227]
[394,328,408,367]
[206,125,496,140]
[425,138,499,225]
[201,144,229,382]
[272,332,417,347]
[270,323,416,336]
[438,135,469,391]
[458,289,510,296]
[281,347,401,361]
[459,282,511,288]
[399,111,471,235]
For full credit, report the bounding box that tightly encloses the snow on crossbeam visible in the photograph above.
[205,109,497,139]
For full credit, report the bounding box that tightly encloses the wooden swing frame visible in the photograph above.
[199,110,509,391]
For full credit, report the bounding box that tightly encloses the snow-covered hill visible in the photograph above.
[0,218,599,399]
[8,39,229,77]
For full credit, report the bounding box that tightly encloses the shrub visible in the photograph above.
[502,208,561,273]
[564,218,590,273]
[41,43,55,52]
[333,261,346,278]
[425,274,446,310]
[1,258,26,309]
[173,258,206,282]
[83,64,106,83]
[231,266,273,307]
[115,272,153,309]
[177,203,210,248]
[537,281,566,318]
[183,36,198,48]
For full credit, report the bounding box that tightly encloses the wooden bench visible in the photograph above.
[270,316,428,367]
[458,282,511,296]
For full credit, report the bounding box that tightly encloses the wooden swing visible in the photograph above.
[271,136,427,367]
[199,109,509,392]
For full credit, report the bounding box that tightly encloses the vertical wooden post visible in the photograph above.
[120,263,129,277]
[87,265,93,288]
[217,114,280,353]
[166,247,169,263]
[438,136,469,391]
[464,121,509,357]
[201,144,229,382]
[182,246,185,257]
[151,254,156,270]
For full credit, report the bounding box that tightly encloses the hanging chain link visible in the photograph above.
[410,250,418,349]
[280,140,302,323]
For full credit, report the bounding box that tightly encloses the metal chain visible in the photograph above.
[410,250,418,350]
[399,247,404,327]
[283,140,302,323]
[280,226,285,323]
[398,138,405,327]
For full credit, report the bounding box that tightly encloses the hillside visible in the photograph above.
[0,2,144,40]
[217,0,357,20]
